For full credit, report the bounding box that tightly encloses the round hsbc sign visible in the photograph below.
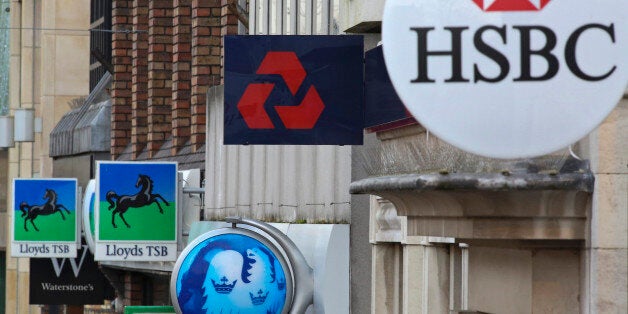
[383,0,628,158]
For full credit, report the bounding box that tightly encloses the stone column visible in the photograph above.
[581,90,627,312]
[371,243,401,314]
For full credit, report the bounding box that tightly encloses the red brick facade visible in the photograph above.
[111,0,133,159]
[111,0,236,162]
[109,0,238,306]
[132,0,148,158]
[191,0,220,151]
[172,0,192,154]
[147,0,174,157]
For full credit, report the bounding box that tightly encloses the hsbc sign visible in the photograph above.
[383,0,627,158]
[472,0,551,12]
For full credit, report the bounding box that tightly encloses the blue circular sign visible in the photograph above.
[171,228,292,313]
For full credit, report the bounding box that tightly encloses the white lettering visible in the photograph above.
[51,245,89,277]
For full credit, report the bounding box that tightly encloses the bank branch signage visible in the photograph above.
[171,218,314,314]
[95,161,178,261]
[82,179,96,253]
[11,178,78,258]
[224,35,364,145]
[382,0,628,158]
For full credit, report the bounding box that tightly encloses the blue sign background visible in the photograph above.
[364,45,414,129]
[98,163,176,201]
[96,162,177,242]
[14,179,76,213]
[13,179,77,242]
[175,233,288,313]
[224,35,364,145]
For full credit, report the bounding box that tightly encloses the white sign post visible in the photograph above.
[383,0,628,158]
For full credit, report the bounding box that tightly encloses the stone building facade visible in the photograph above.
[3,0,91,312]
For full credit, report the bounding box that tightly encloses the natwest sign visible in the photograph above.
[224,36,364,145]
[383,0,627,158]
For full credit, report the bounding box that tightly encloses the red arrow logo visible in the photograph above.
[236,51,325,129]
[472,0,551,11]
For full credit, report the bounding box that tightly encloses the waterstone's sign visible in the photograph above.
[11,178,79,258]
[30,245,115,305]
[382,0,628,158]
[95,161,178,261]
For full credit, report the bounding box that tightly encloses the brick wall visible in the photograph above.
[190,0,221,151]
[147,0,174,157]
[132,0,148,158]
[111,0,237,159]
[221,0,239,71]
[172,0,192,154]
[124,273,144,306]
[152,277,171,305]
[111,0,133,159]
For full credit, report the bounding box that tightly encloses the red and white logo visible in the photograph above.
[472,0,551,11]
[237,52,325,130]
[383,0,628,158]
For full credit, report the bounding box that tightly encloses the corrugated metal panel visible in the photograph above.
[248,0,340,35]
[73,99,111,154]
[204,1,349,223]
[205,86,351,223]
[50,72,111,157]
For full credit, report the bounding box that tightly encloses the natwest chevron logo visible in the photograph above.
[237,51,325,129]
[224,35,364,145]
[472,0,551,11]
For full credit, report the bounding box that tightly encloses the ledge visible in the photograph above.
[350,172,594,194]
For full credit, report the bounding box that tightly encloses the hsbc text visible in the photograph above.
[411,23,616,83]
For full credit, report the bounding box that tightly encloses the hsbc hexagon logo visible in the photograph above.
[472,0,551,11]
[237,51,325,129]
[224,36,364,145]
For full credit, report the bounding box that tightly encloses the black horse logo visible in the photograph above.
[106,174,170,228]
[19,189,70,232]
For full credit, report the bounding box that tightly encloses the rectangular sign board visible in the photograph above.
[30,244,115,305]
[224,35,364,145]
[364,45,416,131]
[12,178,78,258]
[124,306,175,313]
[95,161,178,261]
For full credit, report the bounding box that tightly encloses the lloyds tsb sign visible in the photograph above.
[382,0,628,159]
